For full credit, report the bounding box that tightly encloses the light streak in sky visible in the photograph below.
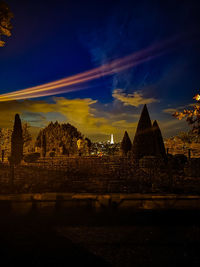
[0,35,182,101]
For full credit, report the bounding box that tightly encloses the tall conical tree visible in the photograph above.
[121,131,132,156]
[11,114,23,165]
[152,120,167,160]
[132,104,155,159]
[41,132,46,158]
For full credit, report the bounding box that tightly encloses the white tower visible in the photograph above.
[110,134,114,144]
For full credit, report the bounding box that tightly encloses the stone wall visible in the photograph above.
[0,156,199,194]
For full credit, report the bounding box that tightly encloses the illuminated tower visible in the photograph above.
[111,134,114,144]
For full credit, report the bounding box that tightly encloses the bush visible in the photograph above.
[23,153,40,163]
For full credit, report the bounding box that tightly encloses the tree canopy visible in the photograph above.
[120,131,132,156]
[0,1,13,47]
[173,94,200,135]
[11,114,23,165]
[35,121,83,156]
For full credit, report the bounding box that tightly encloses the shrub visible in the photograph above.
[11,114,23,165]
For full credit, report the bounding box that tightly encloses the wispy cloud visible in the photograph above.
[160,119,188,137]
[162,108,177,114]
[112,89,159,107]
[162,103,194,114]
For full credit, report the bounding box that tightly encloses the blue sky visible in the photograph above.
[0,0,200,141]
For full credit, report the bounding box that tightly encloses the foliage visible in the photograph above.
[77,137,92,155]
[177,132,192,144]
[11,114,23,165]
[85,138,92,148]
[84,137,92,155]
[120,131,132,156]
[23,152,40,163]
[178,130,200,143]
[173,94,200,134]
[22,123,32,153]
[41,132,46,157]
[0,123,33,156]
[0,128,12,154]
[22,123,32,145]
[0,1,13,47]
[35,121,82,155]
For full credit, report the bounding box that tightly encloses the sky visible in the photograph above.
[0,0,200,141]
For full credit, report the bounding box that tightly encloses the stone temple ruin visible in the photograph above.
[132,104,166,160]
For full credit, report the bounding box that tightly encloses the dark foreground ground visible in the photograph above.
[0,208,200,266]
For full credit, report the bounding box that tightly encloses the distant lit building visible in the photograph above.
[111,134,114,144]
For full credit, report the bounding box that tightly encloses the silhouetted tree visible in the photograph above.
[132,104,155,159]
[10,114,23,187]
[35,122,82,156]
[22,123,32,144]
[173,94,200,135]
[1,149,4,162]
[121,131,132,156]
[0,128,12,156]
[85,137,92,148]
[11,114,23,165]
[22,123,32,153]
[41,132,46,157]
[152,120,167,161]
[85,137,92,155]
[0,123,32,156]
[0,1,13,47]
